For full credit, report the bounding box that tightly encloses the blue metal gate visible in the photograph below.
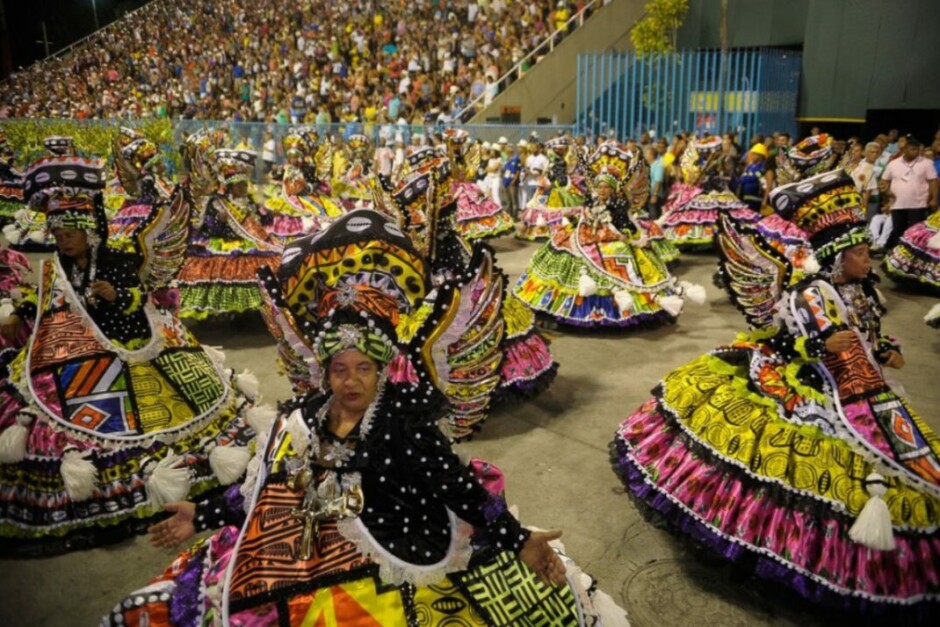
[576,48,800,142]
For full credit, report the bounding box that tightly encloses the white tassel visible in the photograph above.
[802,254,820,275]
[60,449,97,501]
[145,454,191,508]
[925,303,940,327]
[2,225,21,246]
[301,216,317,233]
[679,281,707,305]
[209,444,251,485]
[27,230,47,245]
[613,289,634,314]
[234,369,260,399]
[848,472,896,551]
[0,298,16,324]
[591,589,631,627]
[658,295,685,317]
[285,408,311,456]
[12,208,27,221]
[202,344,226,365]
[239,450,262,507]
[246,405,276,438]
[578,271,597,297]
[0,413,32,463]
[536,215,547,228]
[927,230,940,249]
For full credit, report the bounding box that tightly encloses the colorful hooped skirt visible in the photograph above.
[611,338,940,617]
[883,212,940,295]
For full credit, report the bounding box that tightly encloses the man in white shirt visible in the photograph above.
[522,142,549,207]
[881,136,939,250]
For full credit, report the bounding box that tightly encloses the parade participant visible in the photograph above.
[882,209,940,295]
[514,144,702,329]
[103,208,627,626]
[0,134,24,227]
[515,136,585,242]
[331,133,383,211]
[613,170,940,616]
[658,135,758,250]
[0,155,263,556]
[176,146,282,319]
[261,128,343,244]
[388,156,557,435]
[440,129,515,240]
[108,133,175,250]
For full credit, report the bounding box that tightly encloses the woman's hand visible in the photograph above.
[89,281,118,303]
[519,529,567,587]
[824,330,854,353]
[148,501,196,549]
[882,350,905,369]
[0,314,21,339]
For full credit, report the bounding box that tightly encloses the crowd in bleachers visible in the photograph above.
[0,0,591,124]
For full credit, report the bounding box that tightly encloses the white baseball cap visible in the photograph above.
[517,139,528,147]
[497,136,509,145]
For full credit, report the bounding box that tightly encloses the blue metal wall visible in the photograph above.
[576,49,800,142]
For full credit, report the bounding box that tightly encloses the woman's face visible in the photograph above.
[839,244,871,281]
[53,228,89,259]
[328,349,380,416]
[230,180,249,197]
[596,181,613,201]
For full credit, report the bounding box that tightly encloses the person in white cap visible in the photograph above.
[522,140,548,208]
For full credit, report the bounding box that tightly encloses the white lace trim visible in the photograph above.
[336,509,474,587]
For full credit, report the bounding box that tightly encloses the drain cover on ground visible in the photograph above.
[622,558,774,627]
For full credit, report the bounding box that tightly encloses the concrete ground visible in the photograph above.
[1,238,938,627]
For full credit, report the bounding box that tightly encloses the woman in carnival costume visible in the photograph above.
[882,210,940,296]
[0,239,33,376]
[613,170,940,618]
[261,127,343,245]
[752,135,843,273]
[108,132,177,251]
[177,146,282,320]
[103,213,628,626]
[330,133,383,211]
[658,135,758,251]
[2,135,83,251]
[514,143,702,329]
[0,155,265,556]
[0,133,25,228]
[387,157,558,437]
[516,137,584,242]
[594,141,681,266]
[440,128,515,241]
[100,127,164,218]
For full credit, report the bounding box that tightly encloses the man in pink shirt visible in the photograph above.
[882,136,939,250]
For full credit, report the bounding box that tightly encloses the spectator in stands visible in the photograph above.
[3,0,582,124]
